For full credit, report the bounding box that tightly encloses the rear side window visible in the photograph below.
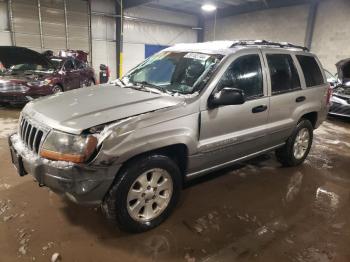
[218,54,263,99]
[266,54,300,95]
[296,55,324,87]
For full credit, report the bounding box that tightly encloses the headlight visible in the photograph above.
[40,130,98,163]
[27,79,52,87]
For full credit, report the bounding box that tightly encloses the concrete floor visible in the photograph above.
[1,106,350,262]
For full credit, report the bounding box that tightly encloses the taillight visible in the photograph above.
[106,66,110,78]
[326,85,332,105]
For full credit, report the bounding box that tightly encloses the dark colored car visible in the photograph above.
[329,58,350,117]
[0,46,96,105]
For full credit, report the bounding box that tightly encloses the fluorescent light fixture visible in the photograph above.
[201,3,217,12]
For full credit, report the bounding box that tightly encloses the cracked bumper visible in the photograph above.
[8,133,120,205]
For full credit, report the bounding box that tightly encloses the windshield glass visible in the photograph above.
[121,51,223,95]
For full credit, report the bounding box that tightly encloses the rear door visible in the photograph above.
[75,59,89,87]
[262,51,304,146]
[63,59,80,90]
[196,51,270,172]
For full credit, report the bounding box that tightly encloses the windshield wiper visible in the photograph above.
[132,81,167,94]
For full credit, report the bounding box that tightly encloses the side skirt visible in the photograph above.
[185,143,285,180]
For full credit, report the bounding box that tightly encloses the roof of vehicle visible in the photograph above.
[165,40,310,56]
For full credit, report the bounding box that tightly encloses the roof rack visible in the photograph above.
[230,40,309,51]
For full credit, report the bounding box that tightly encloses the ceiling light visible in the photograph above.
[201,3,217,12]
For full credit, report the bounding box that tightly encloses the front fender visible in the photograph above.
[92,112,199,167]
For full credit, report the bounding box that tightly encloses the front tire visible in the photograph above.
[102,154,182,233]
[275,119,313,167]
[52,85,63,94]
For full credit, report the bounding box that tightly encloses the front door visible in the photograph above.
[196,52,270,172]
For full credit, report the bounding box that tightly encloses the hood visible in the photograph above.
[333,85,350,98]
[336,58,350,83]
[23,85,185,134]
[0,46,53,69]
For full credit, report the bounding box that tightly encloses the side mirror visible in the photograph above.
[100,64,107,71]
[208,87,245,108]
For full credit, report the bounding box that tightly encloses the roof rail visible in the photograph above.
[230,40,309,51]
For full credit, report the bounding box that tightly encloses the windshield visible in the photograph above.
[121,51,223,95]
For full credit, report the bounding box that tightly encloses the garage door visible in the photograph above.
[10,0,90,54]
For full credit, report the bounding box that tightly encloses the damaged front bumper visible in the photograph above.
[8,133,120,205]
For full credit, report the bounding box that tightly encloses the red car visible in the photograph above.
[0,46,96,105]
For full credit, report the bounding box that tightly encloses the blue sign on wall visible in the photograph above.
[145,44,169,58]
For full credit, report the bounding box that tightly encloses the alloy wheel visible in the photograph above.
[127,168,173,222]
[293,127,310,159]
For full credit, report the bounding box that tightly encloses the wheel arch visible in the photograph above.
[117,143,189,182]
[300,111,318,128]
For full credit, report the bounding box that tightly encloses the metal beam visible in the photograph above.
[197,15,205,43]
[116,0,123,78]
[87,0,93,66]
[7,0,15,46]
[145,3,199,16]
[304,1,319,50]
[124,0,154,9]
[37,0,44,50]
[91,11,198,30]
[216,0,310,18]
[63,0,69,49]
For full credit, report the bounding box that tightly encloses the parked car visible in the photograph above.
[0,46,96,105]
[8,40,330,233]
[329,58,350,117]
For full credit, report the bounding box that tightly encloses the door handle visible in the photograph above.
[252,105,268,113]
[296,96,306,103]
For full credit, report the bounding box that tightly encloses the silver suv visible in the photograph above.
[8,40,330,232]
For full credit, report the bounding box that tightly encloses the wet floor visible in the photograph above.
[1,106,350,262]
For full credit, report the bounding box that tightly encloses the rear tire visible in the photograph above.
[275,119,313,167]
[102,154,182,233]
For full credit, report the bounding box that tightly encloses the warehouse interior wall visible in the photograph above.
[0,0,11,45]
[91,0,117,80]
[91,2,198,79]
[311,0,350,74]
[204,0,350,74]
[204,4,309,47]
[122,6,198,74]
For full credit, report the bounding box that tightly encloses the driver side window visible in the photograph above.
[217,54,263,100]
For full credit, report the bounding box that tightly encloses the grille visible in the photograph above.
[330,103,350,116]
[19,117,45,153]
[0,82,29,93]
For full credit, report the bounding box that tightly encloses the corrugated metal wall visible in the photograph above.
[0,0,11,45]
[10,0,89,53]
